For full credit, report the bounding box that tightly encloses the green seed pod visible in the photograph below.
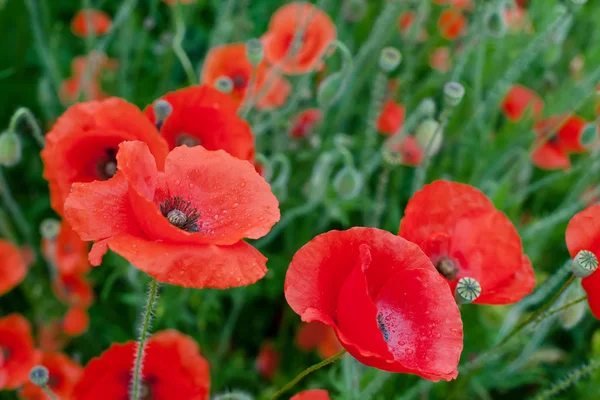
[153,99,173,130]
[29,366,49,387]
[245,39,264,66]
[580,123,598,148]
[0,130,22,167]
[379,47,402,73]
[484,5,507,38]
[40,219,61,240]
[572,250,598,278]
[215,76,234,94]
[415,119,443,157]
[417,98,437,119]
[455,277,481,305]
[317,72,346,108]
[333,166,363,201]
[443,81,465,108]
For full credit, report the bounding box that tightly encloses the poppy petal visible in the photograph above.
[558,115,586,153]
[0,240,27,296]
[290,390,331,400]
[530,143,571,170]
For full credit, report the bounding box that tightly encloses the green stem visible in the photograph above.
[370,164,391,227]
[41,385,58,400]
[8,107,45,148]
[361,71,387,166]
[533,359,600,400]
[0,167,32,243]
[541,295,587,320]
[130,278,160,400]
[173,3,197,86]
[411,109,450,194]
[271,349,347,400]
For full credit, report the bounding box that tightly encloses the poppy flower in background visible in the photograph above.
[566,204,600,319]
[71,51,118,80]
[52,273,94,308]
[505,6,531,33]
[19,352,82,400]
[397,11,428,41]
[399,180,536,305]
[255,342,280,381]
[62,307,89,337]
[377,100,405,135]
[42,221,90,276]
[42,97,169,216]
[501,84,544,122]
[262,2,337,75]
[201,43,291,110]
[430,47,451,73]
[71,9,112,37]
[73,330,210,399]
[38,321,68,353]
[0,314,39,390]
[290,390,331,400]
[384,136,424,167]
[290,109,322,138]
[438,9,467,40]
[144,85,256,161]
[59,78,107,105]
[64,141,280,288]
[0,240,27,296]
[296,322,342,359]
[530,115,588,170]
[285,227,463,381]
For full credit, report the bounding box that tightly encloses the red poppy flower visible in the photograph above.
[285,227,463,381]
[399,180,536,305]
[290,109,322,138]
[255,342,280,381]
[71,9,112,37]
[433,0,473,7]
[438,9,467,40]
[43,221,90,276]
[505,7,530,33]
[385,136,424,167]
[71,51,118,80]
[261,2,337,75]
[501,84,544,122]
[42,98,169,216]
[19,352,82,400]
[144,85,256,161]
[52,273,94,308]
[64,140,279,289]
[201,43,291,110]
[530,115,587,170]
[430,47,451,73]
[296,322,342,359]
[291,390,331,400]
[566,204,600,319]
[377,101,405,135]
[0,314,39,390]
[397,11,428,41]
[59,77,107,105]
[62,307,89,337]
[0,240,27,296]
[38,321,68,353]
[73,330,210,400]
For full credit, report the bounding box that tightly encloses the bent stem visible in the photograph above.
[271,349,347,400]
[130,278,160,400]
[9,107,45,148]
[173,3,197,86]
[0,167,32,243]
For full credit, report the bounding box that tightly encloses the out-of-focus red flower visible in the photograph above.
[144,85,256,162]
[262,2,336,75]
[399,180,536,305]
[43,221,90,276]
[62,307,89,337]
[0,314,40,390]
[377,101,405,135]
[566,204,600,319]
[59,78,107,105]
[438,9,467,40]
[64,141,280,289]
[201,43,291,110]
[397,11,428,41]
[505,6,530,33]
[19,352,82,400]
[290,109,322,138]
[385,136,424,167]
[255,342,280,381]
[530,115,587,170]
[71,9,112,37]
[71,51,118,80]
[42,98,170,216]
[296,322,342,359]
[0,240,27,296]
[501,84,544,122]
[290,390,331,400]
[38,321,68,353]
[52,274,94,308]
[73,330,210,399]
[430,47,451,73]
[285,227,463,381]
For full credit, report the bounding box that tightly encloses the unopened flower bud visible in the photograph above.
[379,47,402,72]
[415,119,443,157]
[40,219,61,240]
[0,131,22,167]
[455,277,481,305]
[417,98,437,119]
[484,6,507,38]
[215,76,234,94]
[333,166,363,201]
[444,81,465,107]
[343,0,367,22]
[580,123,598,148]
[317,72,346,108]
[29,366,49,387]
[153,100,173,131]
[245,39,263,66]
[572,250,598,278]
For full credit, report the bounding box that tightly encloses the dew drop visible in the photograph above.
[214,215,219,220]
[232,203,239,208]
[405,348,414,355]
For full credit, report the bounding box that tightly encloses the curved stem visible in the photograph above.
[173,4,196,86]
[271,349,347,400]
[9,107,45,148]
[542,295,587,320]
[0,167,32,243]
[130,278,160,400]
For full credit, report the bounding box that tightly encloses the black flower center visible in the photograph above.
[176,134,200,147]
[436,257,459,281]
[96,148,118,180]
[376,313,389,342]
[232,74,247,89]
[1,346,12,361]
[159,196,200,232]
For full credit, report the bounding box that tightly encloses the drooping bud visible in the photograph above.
[0,130,22,167]
[317,72,346,108]
[415,119,443,157]
[153,99,173,131]
[443,81,465,108]
[580,123,598,148]
[39,219,61,240]
[245,39,264,66]
[417,98,437,119]
[572,249,598,278]
[379,47,402,73]
[455,277,481,305]
[29,366,49,387]
[484,5,507,38]
[343,0,367,22]
[215,76,234,94]
[333,166,364,201]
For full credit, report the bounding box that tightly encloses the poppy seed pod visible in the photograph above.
[572,250,598,278]
[379,47,402,73]
[0,130,22,167]
[29,366,49,387]
[40,218,61,240]
[443,82,465,107]
[215,76,234,94]
[415,119,443,157]
[317,72,346,108]
[418,98,437,119]
[580,123,598,148]
[153,99,173,130]
[245,38,264,66]
[455,277,482,305]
